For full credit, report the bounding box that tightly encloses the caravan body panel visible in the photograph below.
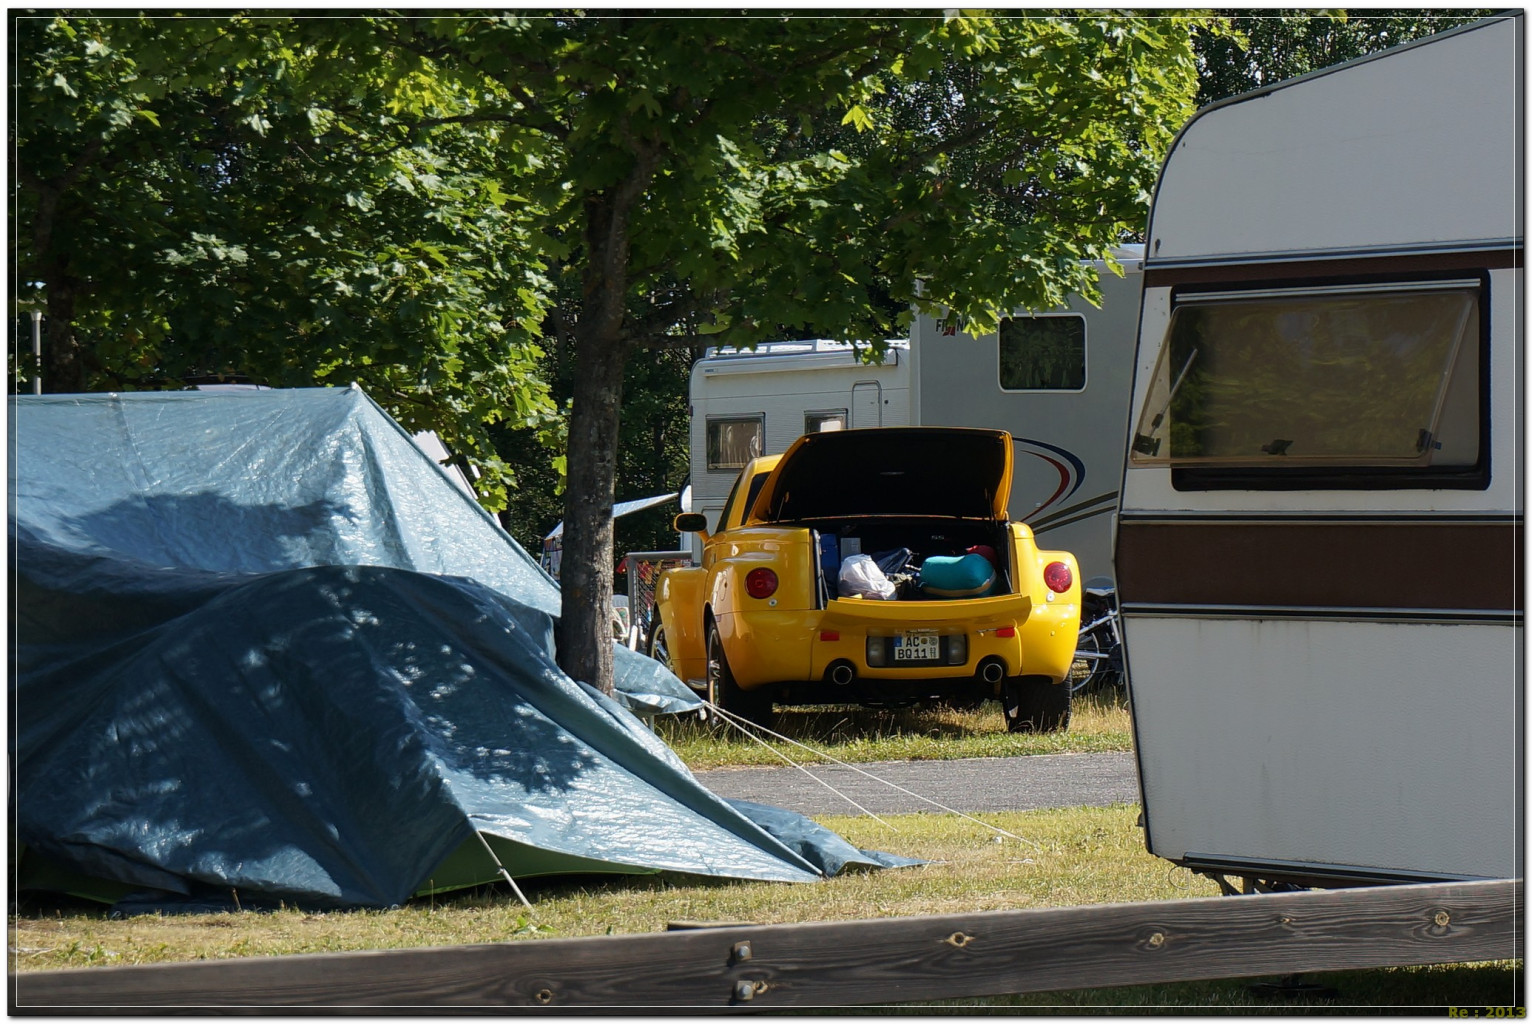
[1128,614,1516,880]
[1149,20,1517,264]
[1120,15,1523,887]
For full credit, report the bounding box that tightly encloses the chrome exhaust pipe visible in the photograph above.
[980,661,1005,684]
[829,663,856,686]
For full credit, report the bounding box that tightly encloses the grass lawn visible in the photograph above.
[11,804,1519,1011]
[659,688,1134,769]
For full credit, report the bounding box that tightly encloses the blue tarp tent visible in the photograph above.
[11,387,910,911]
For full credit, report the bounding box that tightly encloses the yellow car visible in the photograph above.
[648,427,1081,731]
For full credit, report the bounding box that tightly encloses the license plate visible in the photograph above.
[893,632,941,663]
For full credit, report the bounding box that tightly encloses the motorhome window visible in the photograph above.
[806,410,847,433]
[1130,282,1480,473]
[998,314,1086,391]
[706,416,763,472]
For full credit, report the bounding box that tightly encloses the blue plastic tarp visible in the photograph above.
[11,387,913,911]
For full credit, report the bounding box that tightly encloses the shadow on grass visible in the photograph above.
[416,869,759,918]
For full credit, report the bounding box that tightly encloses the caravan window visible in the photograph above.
[707,416,764,472]
[805,410,847,433]
[998,314,1086,391]
[1130,280,1483,484]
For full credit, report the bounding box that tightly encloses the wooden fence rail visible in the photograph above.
[11,878,1521,1012]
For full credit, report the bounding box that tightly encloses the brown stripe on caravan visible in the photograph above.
[1116,519,1522,613]
[1143,248,1521,289]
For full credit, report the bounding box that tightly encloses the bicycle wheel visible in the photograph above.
[1096,631,1125,692]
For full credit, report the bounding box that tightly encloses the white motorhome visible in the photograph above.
[687,262,1144,576]
[1119,14,1522,889]
[686,339,910,556]
[911,251,1144,581]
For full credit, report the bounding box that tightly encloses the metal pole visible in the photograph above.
[30,310,42,394]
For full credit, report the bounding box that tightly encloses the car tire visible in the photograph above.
[707,621,773,728]
[1002,675,1072,733]
[646,613,676,677]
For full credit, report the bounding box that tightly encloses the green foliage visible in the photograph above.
[408,12,1210,349]
[15,11,1488,523]
[449,12,1213,567]
[16,11,1221,688]
[12,14,559,509]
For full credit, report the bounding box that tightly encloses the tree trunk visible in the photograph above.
[556,181,646,693]
[26,193,86,393]
[25,142,104,395]
[42,272,84,393]
[558,324,627,692]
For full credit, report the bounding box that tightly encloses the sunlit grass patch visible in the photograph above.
[658,689,1133,770]
[11,805,1191,973]
[12,803,1518,1010]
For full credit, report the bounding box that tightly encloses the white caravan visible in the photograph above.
[685,339,910,556]
[1119,14,1522,889]
[911,251,1144,582]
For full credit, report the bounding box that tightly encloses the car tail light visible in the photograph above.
[819,629,839,642]
[1043,561,1073,594]
[745,567,779,599]
[993,625,1016,638]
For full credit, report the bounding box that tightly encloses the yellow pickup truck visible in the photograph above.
[647,427,1081,731]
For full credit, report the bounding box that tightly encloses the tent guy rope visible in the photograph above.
[701,701,1040,849]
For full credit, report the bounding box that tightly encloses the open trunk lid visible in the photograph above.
[748,427,1013,523]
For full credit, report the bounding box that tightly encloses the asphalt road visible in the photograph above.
[694,751,1139,817]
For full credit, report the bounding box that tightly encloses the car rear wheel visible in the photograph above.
[646,614,676,677]
[1002,675,1072,733]
[707,622,773,728]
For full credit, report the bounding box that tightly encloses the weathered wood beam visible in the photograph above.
[11,878,1520,1012]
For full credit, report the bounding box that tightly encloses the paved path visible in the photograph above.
[694,751,1139,816]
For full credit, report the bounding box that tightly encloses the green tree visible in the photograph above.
[385,12,1210,693]
[11,14,557,507]
[13,12,1214,696]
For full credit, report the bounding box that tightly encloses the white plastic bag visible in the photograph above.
[837,553,897,600]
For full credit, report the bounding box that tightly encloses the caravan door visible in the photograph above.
[851,382,882,428]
